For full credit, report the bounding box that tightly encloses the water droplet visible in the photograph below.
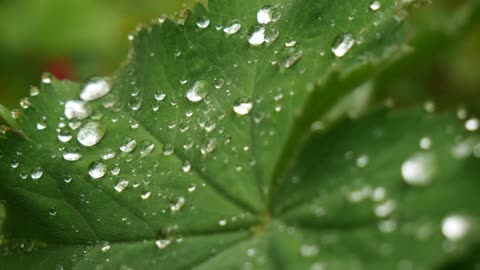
[88,161,107,179]
[182,160,192,173]
[186,81,210,103]
[163,144,174,156]
[128,95,143,111]
[218,219,227,226]
[30,86,40,96]
[201,138,217,155]
[465,118,479,132]
[101,243,111,252]
[31,167,44,180]
[36,120,47,130]
[64,100,92,120]
[80,78,111,101]
[257,6,280,24]
[442,215,470,241]
[279,48,303,69]
[188,184,197,192]
[375,200,396,218]
[170,196,185,213]
[114,179,129,192]
[120,137,137,153]
[247,26,265,46]
[42,74,52,84]
[20,98,31,109]
[77,122,106,147]
[155,91,166,101]
[356,154,369,168]
[57,130,73,143]
[155,239,172,249]
[101,149,116,160]
[233,97,253,116]
[63,147,82,161]
[419,137,432,150]
[369,1,381,11]
[264,27,280,43]
[140,141,155,157]
[48,207,57,216]
[401,152,437,186]
[196,16,210,29]
[140,190,152,200]
[64,177,73,183]
[10,160,19,169]
[223,20,241,35]
[331,34,355,57]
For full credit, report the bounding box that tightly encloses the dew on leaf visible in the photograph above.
[233,97,253,116]
[48,207,57,216]
[247,26,265,46]
[101,149,116,160]
[182,160,192,173]
[41,74,52,84]
[141,190,152,200]
[140,141,155,157]
[155,91,166,101]
[101,243,111,253]
[442,215,471,241]
[57,130,73,143]
[264,27,280,43]
[257,5,280,24]
[331,33,355,57]
[419,137,432,150]
[170,196,186,213]
[201,138,217,155]
[31,167,44,180]
[279,48,303,69]
[218,219,227,226]
[80,77,111,101]
[64,100,92,120]
[77,121,106,147]
[20,98,31,109]
[88,161,107,179]
[128,95,143,111]
[114,179,129,192]
[120,137,137,153]
[187,184,197,192]
[155,239,172,249]
[186,80,210,103]
[285,40,297,47]
[163,144,175,156]
[369,1,381,11]
[356,154,369,168]
[401,152,437,186]
[196,16,210,29]
[63,147,82,161]
[300,244,319,257]
[223,20,241,35]
[375,200,396,218]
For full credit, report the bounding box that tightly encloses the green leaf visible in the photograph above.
[1,0,479,269]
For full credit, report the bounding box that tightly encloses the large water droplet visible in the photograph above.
[120,137,137,153]
[247,26,265,46]
[128,95,143,111]
[442,215,471,241]
[80,77,111,101]
[332,34,355,58]
[64,100,92,120]
[88,161,107,179]
[257,6,280,24]
[401,152,437,186]
[465,118,479,132]
[77,122,106,147]
[186,81,210,103]
[233,97,253,116]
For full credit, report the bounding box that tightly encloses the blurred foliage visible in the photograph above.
[0,0,202,107]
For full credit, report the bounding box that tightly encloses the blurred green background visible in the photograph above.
[0,0,199,107]
[0,0,478,110]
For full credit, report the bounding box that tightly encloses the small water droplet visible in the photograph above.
[401,152,437,186]
[88,161,107,179]
[356,154,369,168]
[285,40,297,47]
[31,167,44,180]
[186,81,210,103]
[442,215,471,241]
[201,138,217,155]
[63,147,82,161]
[101,149,116,160]
[42,74,52,84]
[465,118,479,132]
[80,77,111,101]
[114,179,129,192]
[20,98,31,109]
[182,160,192,173]
[120,137,137,153]
[233,97,253,116]
[64,100,92,120]
[170,197,185,213]
[77,122,106,147]
[300,244,319,257]
[196,16,210,29]
[369,1,381,11]
[218,219,227,226]
[188,184,197,192]
[101,243,111,252]
[332,34,355,57]
[163,144,175,156]
[48,207,57,216]
[141,190,152,200]
[57,130,73,143]
[419,137,432,150]
[155,91,167,101]
[264,27,279,43]
[155,239,172,249]
[279,48,303,69]
[128,95,143,111]
[223,20,241,35]
[257,6,281,24]
[140,141,155,157]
